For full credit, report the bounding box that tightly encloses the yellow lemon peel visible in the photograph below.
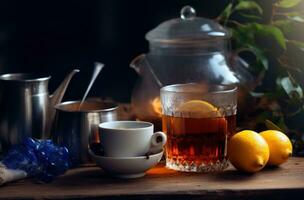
[177,100,220,118]
[228,130,269,173]
[260,130,292,166]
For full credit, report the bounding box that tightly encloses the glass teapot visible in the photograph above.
[130,6,252,130]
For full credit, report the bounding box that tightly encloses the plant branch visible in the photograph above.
[225,19,245,27]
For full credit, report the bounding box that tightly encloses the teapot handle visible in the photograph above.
[228,52,254,89]
[130,54,163,88]
[130,54,146,74]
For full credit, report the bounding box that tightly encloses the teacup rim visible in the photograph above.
[99,120,153,131]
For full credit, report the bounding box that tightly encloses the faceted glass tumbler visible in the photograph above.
[160,83,237,172]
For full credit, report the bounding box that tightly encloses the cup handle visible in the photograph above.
[150,131,167,154]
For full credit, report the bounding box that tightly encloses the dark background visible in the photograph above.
[0,0,228,102]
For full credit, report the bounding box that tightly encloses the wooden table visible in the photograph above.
[1,157,304,200]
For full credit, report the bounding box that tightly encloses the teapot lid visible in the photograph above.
[146,6,230,43]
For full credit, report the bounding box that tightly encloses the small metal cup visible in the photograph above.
[52,100,118,167]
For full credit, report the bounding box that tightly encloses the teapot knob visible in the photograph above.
[180,6,196,20]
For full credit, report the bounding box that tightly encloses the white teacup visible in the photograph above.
[99,121,167,157]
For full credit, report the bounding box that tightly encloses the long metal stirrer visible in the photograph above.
[78,62,104,110]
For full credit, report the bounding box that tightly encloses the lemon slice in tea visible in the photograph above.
[177,100,220,118]
[173,100,226,135]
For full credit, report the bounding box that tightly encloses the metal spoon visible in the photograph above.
[78,62,105,110]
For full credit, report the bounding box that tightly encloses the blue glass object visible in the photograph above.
[2,138,69,183]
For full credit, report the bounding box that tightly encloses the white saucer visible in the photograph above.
[88,149,163,178]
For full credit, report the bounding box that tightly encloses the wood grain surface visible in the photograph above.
[0,157,304,200]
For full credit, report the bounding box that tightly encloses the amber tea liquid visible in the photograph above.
[162,114,236,172]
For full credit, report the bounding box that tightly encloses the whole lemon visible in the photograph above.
[228,130,270,173]
[260,130,292,166]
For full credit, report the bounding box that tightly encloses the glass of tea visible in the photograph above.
[160,83,237,172]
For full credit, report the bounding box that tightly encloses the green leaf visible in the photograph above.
[235,1,263,15]
[232,27,253,45]
[281,11,304,22]
[265,119,283,131]
[255,24,287,49]
[218,3,233,20]
[239,13,262,20]
[276,0,302,8]
[236,23,287,49]
[288,15,304,22]
[273,20,294,34]
[285,11,304,16]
